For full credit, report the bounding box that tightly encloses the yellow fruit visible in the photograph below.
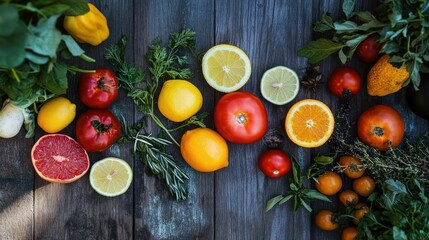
[285,99,335,148]
[260,66,300,105]
[157,80,203,122]
[202,44,251,92]
[180,128,228,172]
[367,54,410,96]
[37,97,76,133]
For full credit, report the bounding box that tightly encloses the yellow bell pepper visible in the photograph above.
[63,3,109,46]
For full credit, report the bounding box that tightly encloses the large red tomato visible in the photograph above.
[328,67,361,97]
[75,109,121,152]
[78,68,119,108]
[357,105,404,151]
[357,35,382,64]
[214,91,268,144]
[258,149,291,178]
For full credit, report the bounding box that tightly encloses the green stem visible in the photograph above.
[10,68,20,82]
[80,53,96,63]
[67,66,96,73]
[150,112,180,147]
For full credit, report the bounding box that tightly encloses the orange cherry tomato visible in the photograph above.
[353,175,376,197]
[315,210,339,231]
[338,155,365,179]
[338,190,359,207]
[315,171,343,196]
[352,203,369,224]
[342,226,359,240]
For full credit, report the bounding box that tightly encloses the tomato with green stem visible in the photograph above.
[78,68,119,108]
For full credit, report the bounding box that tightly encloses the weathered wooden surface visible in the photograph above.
[0,0,428,239]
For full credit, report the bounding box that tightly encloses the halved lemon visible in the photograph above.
[202,44,251,92]
[285,99,335,148]
[89,157,133,197]
[260,66,300,105]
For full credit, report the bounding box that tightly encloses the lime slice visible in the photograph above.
[89,157,133,197]
[260,66,300,105]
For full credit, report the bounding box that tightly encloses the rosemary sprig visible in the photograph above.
[105,29,206,200]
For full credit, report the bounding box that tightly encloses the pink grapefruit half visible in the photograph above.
[31,134,90,183]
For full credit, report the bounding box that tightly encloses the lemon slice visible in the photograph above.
[260,66,300,105]
[89,157,133,197]
[202,44,251,92]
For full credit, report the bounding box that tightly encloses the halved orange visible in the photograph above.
[285,99,334,148]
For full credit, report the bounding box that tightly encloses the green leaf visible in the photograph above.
[0,4,19,37]
[342,0,355,19]
[57,0,90,16]
[393,226,407,240]
[314,13,334,32]
[40,4,70,16]
[300,198,312,212]
[345,34,370,47]
[290,183,299,191]
[61,35,85,56]
[38,62,68,95]
[298,38,345,64]
[26,15,62,58]
[278,194,293,205]
[339,48,347,64]
[356,11,377,22]
[265,195,284,212]
[0,21,27,67]
[291,157,302,185]
[334,21,358,31]
[385,179,407,194]
[314,155,334,165]
[293,195,300,211]
[25,51,49,65]
[305,189,332,202]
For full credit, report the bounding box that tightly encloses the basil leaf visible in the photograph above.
[38,62,68,95]
[298,38,345,64]
[57,0,90,16]
[342,0,355,19]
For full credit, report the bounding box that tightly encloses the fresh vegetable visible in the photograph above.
[37,97,76,133]
[105,30,206,200]
[315,171,343,196]
[75,109,121,152]
[352,175,375,197]
[338,190,359,207]
[78,68,119,108]
[407,74,429,120]
[357,104,404,151]
[356,34,382,64]
[180,128,228,172]
[63,3,109,46]
[258,149,291,178]
[214,91,268,144]
[328,67,361,97]
[297,0,428,89]
[158,80,203,122]
[352,203,369,225]
[337,155,365,179]
[341,227,358,240]
[367,54,410,96]
[0,101,24,138]
[315,210,339,231]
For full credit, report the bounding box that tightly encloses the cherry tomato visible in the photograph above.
[357,104,404,151]
[315,210,339,231]
[214,91,268,144]
[357,35,382,64]
[315,171,343,196]
[338,155,365,179]
[352,203,369,224]
[353,175,376,197]
[75,109,121,152]
[338,190,359,206]
[342,226,359,240]
[78,68,119,108]
[258,149,291,178]
[328,67,361,97]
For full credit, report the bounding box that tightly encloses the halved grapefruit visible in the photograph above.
[31,134,90,183]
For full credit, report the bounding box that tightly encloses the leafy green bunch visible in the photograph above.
[298,0,429,89]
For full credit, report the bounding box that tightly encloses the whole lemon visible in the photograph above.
[180,128,228,172]
[37,97,76,133]
[157,80,203,122]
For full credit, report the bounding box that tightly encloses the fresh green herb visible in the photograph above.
[306,154,335,183]
[105,29,206,200]
[298,0,429,89]
[266,158,331,212]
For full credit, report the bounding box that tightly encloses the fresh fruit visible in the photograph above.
[37,97,76,133]
[89,157,133,197]
[202,44,251,92]
[357,104,404,151]
[260,66,300,105]
[338,190,359,206]
[356,34,382,64]
[328,67,361,97]
[315,210,339,231]
[258,149,291,178]
[214,91,268,144]
[342,226,359,240]
[367,54,410,96]
[75,109,121,152]
[180,128,228,172]
[353,175,376,197]
[285,99,335,148]
[31,134,89,183]
[315,171,342,196]
[338,155,365,179]
[157,80,203,122]
[407,75,429,120]
[352,203,369,224]
[78,68,119,108]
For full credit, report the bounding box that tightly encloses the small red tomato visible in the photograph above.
[357,35,382,64]
[258,149,291,178]
[78,68,119,108]
[75,109,121,152]
[328,67,361,97]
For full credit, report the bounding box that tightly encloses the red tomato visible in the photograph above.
[357,35,382,64]
[357,105,404,151]
[214,91,268,144]
[75,109,121,152]
[328,67,361,97]
[258,149,291,178]
[78,68,119,108]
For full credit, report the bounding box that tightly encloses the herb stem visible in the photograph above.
[10,68,20,83]
[150,111,180,147]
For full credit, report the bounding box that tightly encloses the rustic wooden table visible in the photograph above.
[1,0,428,239]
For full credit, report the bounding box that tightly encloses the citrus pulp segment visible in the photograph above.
[260,66,300,105]
[31,134,90,183]
[89,157,133,197]
[202,44,251,92]
[285,99,335,148]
